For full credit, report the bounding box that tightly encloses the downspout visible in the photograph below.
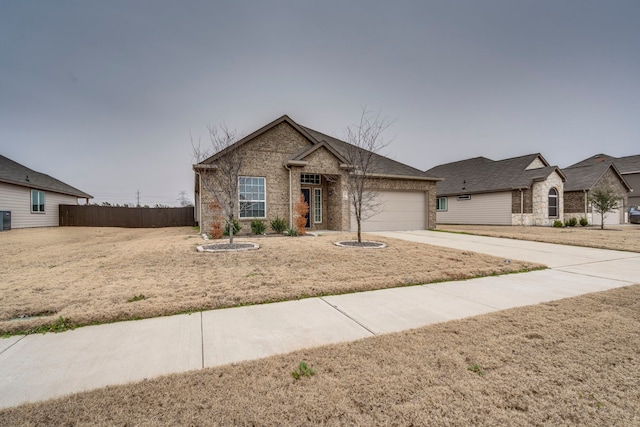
[520,189,524,225]
[584,189,588,220]
[194,170,202,230]
[285,164,293,227]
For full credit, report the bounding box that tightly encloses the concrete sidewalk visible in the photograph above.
[1,231,638,409]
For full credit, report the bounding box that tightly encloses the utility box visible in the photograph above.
[0,211,11,231]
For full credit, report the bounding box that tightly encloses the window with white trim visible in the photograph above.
[31,190,45,213]
[238,177,266,218]
[436,197,447,211]
[314,188,322,223]
[300,174,321,185]
[548,188,558,217]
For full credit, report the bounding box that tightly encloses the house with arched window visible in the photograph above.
[426,154,566,226]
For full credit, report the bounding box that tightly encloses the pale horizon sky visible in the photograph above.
[2,1,639,206]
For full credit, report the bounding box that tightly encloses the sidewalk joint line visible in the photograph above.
[318,297,378,336]
[200,312,204,370]
[0,335,26,356]
[553,268,636,284]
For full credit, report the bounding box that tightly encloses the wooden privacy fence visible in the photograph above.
[59,205,195,228]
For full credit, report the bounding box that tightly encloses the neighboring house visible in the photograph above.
[193,115,439,234]
[0,154,92,229]
[562,162,631,225]
[426,154,566,226]
[567,153,640,209]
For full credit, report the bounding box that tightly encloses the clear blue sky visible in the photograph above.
[2,0,639,206]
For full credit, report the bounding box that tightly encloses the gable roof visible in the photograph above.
[426,153,566,196]
[197,114,437,181]
[568,153,640,174]
[562,162,631,192]
[0,154,92,199]
[299,125,435,179]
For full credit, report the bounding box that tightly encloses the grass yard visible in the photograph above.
[437,224,640,253]
[0,227,541,335]
[2,284,638,426]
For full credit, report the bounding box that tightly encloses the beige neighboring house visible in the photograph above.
[567,153,640,210]
[0,154,92,229]
[193,115,439,234]
[426,154,566,226]
[562,160,632,225]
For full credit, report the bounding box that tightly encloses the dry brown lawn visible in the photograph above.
[0,227,540,335]
[438,224,640,253]
[2,284,638,426]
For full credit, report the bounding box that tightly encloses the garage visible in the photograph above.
[353,191,426,232]
[603,203,623,225]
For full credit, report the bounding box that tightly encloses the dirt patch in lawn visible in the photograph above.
[0,227,541,335]
[439,224,640,253]
[2,284,638,426]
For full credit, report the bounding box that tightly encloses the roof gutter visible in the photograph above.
[357,173,443,181]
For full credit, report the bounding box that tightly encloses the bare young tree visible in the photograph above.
[192,124,243,244]
[589,187,621,230]
[344,109,392,243]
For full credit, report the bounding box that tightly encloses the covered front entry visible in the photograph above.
[354,191,426,232]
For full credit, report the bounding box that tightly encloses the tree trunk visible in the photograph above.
[357,219,362,243]
[229,214,234,245]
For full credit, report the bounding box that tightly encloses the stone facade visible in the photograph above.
[532,171,564,226]
[196,119,436,234]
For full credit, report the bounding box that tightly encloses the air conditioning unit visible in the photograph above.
[0,211,11,231]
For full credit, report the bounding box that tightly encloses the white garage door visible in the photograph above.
[603,205,622,225]
[352,191,426,232]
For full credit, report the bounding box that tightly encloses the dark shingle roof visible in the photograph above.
[568,153,640,174]
[425,153,564,196]
[300,125,432,179]
[194,115,437,180]
[0,154,92,198]
[562,162,631,192]
[198,115,436,180]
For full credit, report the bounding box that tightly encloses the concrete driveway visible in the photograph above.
[1,230,638,409]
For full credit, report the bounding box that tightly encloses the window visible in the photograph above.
[548,188,558,217]
[300,174,321,185]
[436,197,447,211]
[238,177,265,218]
[314,188,322,223]
[31,190,45,213]
[457,195,471,201]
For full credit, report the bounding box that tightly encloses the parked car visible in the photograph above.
[630,207,640,224]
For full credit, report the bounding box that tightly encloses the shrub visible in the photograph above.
[250,219,266,235]
[285,227,298,237]
[223,219,242,236]
[553,220,563,228]
[270,216,288,234]
[293,193,309,235]
[209,200,224,239]
[564,217,577,227]
[579,217,588,226]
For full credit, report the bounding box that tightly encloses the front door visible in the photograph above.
[301,188,311,228]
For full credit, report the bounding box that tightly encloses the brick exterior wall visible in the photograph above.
[511,189,533,214]
[197,121,437,234]
[564,167,629,224]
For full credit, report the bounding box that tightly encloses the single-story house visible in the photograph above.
[562,161,631,225]
[193,115,439,234]
[567,153,639,209]
[0,154,92,229]
[425,153,566,226]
